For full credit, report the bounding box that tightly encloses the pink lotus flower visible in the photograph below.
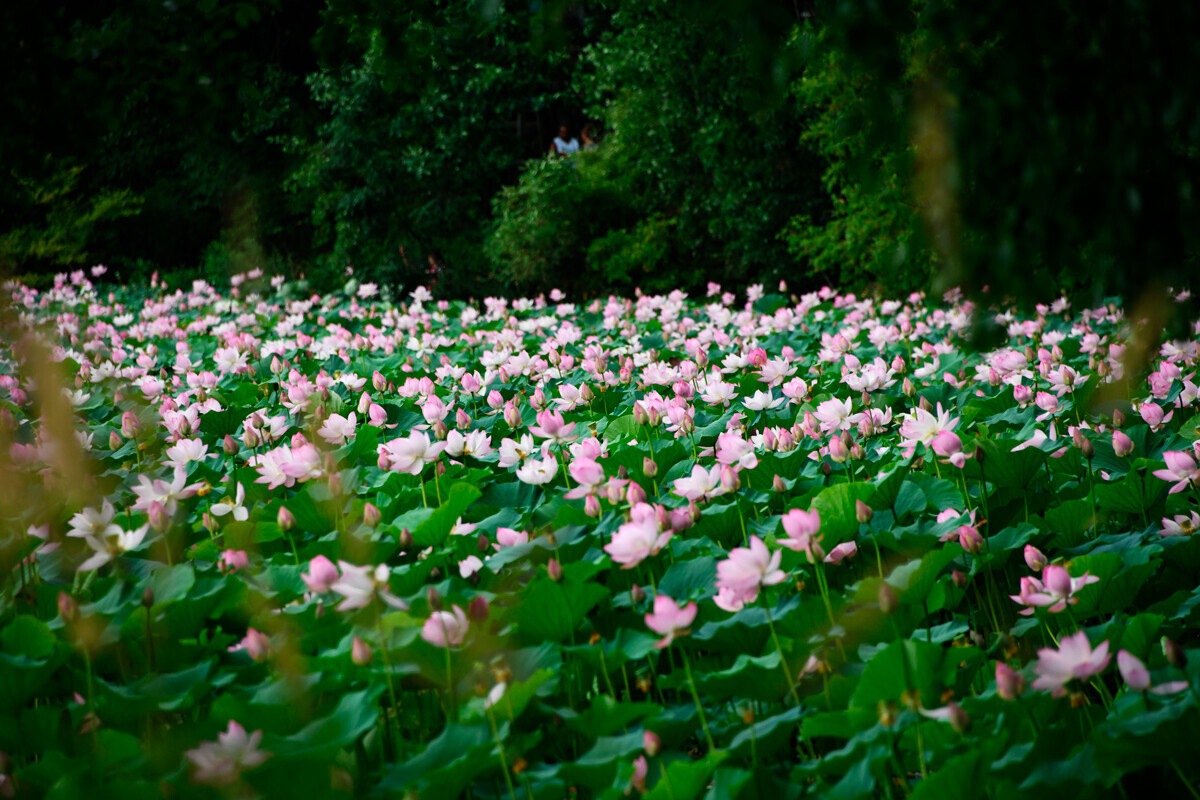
[824,541,858,564]
[218,549,249,573]
[303,555,339,593]
[1117,650,1189,695]
[318,412,357,445]
[1032,631,1111,697]
[995,662,1026,700]
[330,562,408,612]
[604,504,672,568]
[672,464,726,502]
[778,508,824,563]
[379,431,446,475]
[421,605,469,648]
[229,628,272,662]
[1009,564,1099,615]
[644,594,698,648]
[1152,451,1200,494]
[186,720,272,786]
[529,409,576,444]
[1159,512,1200,537]
[715,535,786,608]
[496,527,530,548]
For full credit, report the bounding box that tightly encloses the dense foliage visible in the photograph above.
[3,271,1200,797]
[3,0,1198,297]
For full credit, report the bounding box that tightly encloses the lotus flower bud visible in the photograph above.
[109,430,123,450]
[244,629,271,662]
[584,493,601,518]
[630,584,646,604]
[278,506,296,531]
[373,370,388,392]
[427,586,443,611]
[477,532,490,553]
[627,482,647,506]
[352,635,373,666]
[363,502,381,528]
[773,474,786,493]
[1112,430,1134,458]
[995,662,1026,700]
[720,465,740,493]
[547,558,564,582]
[821,461,832,477]
[503,401,522,429]
[270,356,285,375]
[973,445,986,463]
[142,586,155,608]
[850,442,865,461]
[58,591,78,622]
[856,500,874,524]
[958,525,983,554]
[643,731,661,757]
[879,583,898,615]
[148,501,170,533]
[642,457,658,478]
[487,390,504,410]
[1112,408,1126,428]
[468,595,490,622]
[398,528,414,549]
[951,570,968,589]
[456,408,471,430]
[432,419,448,440]
[121,411,141,438]
[1163,636,1186,668]
[1023,545,1047,572]
[530,388,547,411]
[828,436,849,464]
[902,377,916,397]
[947,702,970,734]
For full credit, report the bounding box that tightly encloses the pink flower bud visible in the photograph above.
[373,370,388,392]
[627,482,647,505]
[879,583,898,615]
[58,591,78,622]
[547,558,564,582]
[277,506,296,532]
[856,500,874,524]
[1163,636,1186,668]
[120,411,141,438]
[223,434,239,456]
[773,474,786,493]
[630,584,646,604]
[720,465,740,493]
[584,494,601,518]
[643,731,661,757]
[363,502,381,528]
[456,409,471,429]
[487,390,504,410]
[109,430,123,450]
[828,436,849,464]
[503,401,522,429]
[219,549,249,573]
[242,628,272,662]
[1023,545,1047,572]
[931,430,963,458]
[148,501,170,533]
[642,457,657,478]
[302,555,339,593]
[468,595,490,622]
[352,635,373,666]
[958,525,983,554]
[1112,430,1134,458]
[1117,650,1151,692]
[951,570,968,589]
[995,662,1026,700]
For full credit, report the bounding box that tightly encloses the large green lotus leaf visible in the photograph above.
[0,615,71,715]
[962,440,1046,489]
[850,640,943,711]
[726,706,803,760]
[517,570,610,644]
[557,729,646,790]
[411,481,482,547]
[95,661,213,726]
[657,556,717,600]
[1095,469,1165,515]
[571,628,659,674]
[462,668,553,724]
[1071,548,1158,617]
[644,750,727,800]
[810,482,875,545]
[909,749,987,800]
[561,695,662,739]
[269,685,385,759]
[686,651,790,702]
[374,721,494,794]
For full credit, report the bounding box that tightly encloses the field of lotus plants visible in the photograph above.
[1,268,1199,799]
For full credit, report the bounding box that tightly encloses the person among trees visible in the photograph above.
[550,124,580,156]
[580,124,597,151]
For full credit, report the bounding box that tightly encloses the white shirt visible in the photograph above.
[553,137,580,155]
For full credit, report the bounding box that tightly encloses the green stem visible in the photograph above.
[376,617,402,759]
[486,704,518,800]
[679,647,717,753]
[1173,760,1200,800]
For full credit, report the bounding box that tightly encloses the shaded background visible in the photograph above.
[2,0,1198,307]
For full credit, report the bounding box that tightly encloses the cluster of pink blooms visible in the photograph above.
[6,269,1200,792]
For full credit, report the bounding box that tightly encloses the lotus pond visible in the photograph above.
[2,272,1200,799]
